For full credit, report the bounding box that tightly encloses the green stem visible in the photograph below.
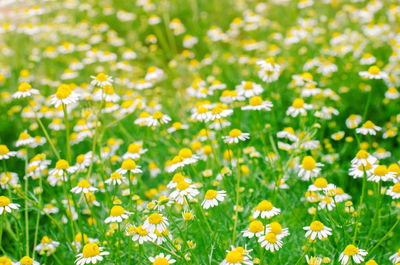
[352,168,367,244]
[62,104,71,162]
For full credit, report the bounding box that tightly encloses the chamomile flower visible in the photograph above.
[0,196,20,214]
[143,213,169,234]
[264,222,290,239]
[35,236,60,256]
[90,73,113,87]
[286,98,313,117]
[303,221,332,240]
[241,96,273,111]
[305,255,322,265]
[147,111,171,127]
[149,253,176,265]
[359,66,388,80]
[0,145,17,160]
[235,81,263,98]
[277,127,297,141]
[13,82,39,98]
[104,205,131,223]
[75,243,109,265]
[201,189,226,209]
[132,225,154,244]
[169,180,200,205]
[386,183,400,199]
[242,220,264,238]
[252,200,280,219]
[116,159,142,174]
[389,249,400,264]
[258,232,283,252]
[122,143,147,160]
[349,162,373,179]
[356,120,381,135]
[223,129,250,144]
[298,156,323,181]
[50,84,79,108]
[368,165,395,182]
[351,150,377,167]
[15,131,35,147]
[220,246,253,265]
[105,172,127,185]
[71,179,98,194]
[339,245,367,265]
[49,159,74,178]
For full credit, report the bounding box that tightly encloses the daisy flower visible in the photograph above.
[339,245,367,265]
[258,232,282,252]
[298,156,323,181]
[132,225,154,244]
[305,255,322,265]
[346,114,362,129]
[104,205,132,223]
[356,120,381,135]
[220,246,253,265]
[208,105,233,121]
[49,159,74,178]
[386,183,400,199]
[318,196,336,211]
[242,220,264,239]
[190,106,211,122]
[201,189,226,209]
[223,129,250,144]
[75,243,109,265]
[359,66,388,80]
[286,98,313,117]
[116,159,142,175]
[351,150,377,167]
[0,257,13,265]
[241,96,273,111]
[308,177,335,192]
[349,162,373,180]
[50,84,79,108]
[13,82,39,99]
[16,256,40,265]
[105,172,127,185]
[90,72,113,87]
[149,253,176,265]
[169,180,200,205]
[147,111,172,127]
[35,236,60,256]
[0,145,17,160]
[264,222,290,240]
[178,148,199,166]
[235,81,263,98]
[70,179,98,194]
[303,221,332,240]
[143,213,169,234]
[368,165,395,182]
[0,196,20,214]
[15,131,35,147]
[167,122,189,133]
[277,127,297,141]
[252,200,280,219]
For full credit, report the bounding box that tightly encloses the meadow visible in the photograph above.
[0,0,399,264]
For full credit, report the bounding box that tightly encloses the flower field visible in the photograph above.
[0,0,400,264]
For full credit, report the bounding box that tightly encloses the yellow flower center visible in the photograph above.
[41,236,52,244]
[77,179,91,188]
[19,256,33,265]
[292,98,304,108]
[197,106,209,114]
[0,256,12,265]
[256,200,273,211]
[205,189,218,200]
[96,73,108,82]
[176,181,190,191]
[264,233,277,243]
[343,245,359,256]
[111,172,122,180]
[121,159,136,170]
[172,122,182,129]
[0,196,10,207]
[137,225,148,236]
[128,143,141,153]
[314,178,328,188]
[82,243,100,258]
[229,129,242,138]
[249,220,264,233]
[243,81,253,90]
[358,161,372,171]
[249,96,263,106]
[310,221,324,231]
[212,106,223,114]
[110,205,125,216]
[362,121,375,129]
[18,83,32,92]
[367,66,380,75]
[225,250,243,263]
[373,165,388,176]
[76,154,85,164]
[103,85,114,95]
[172,173,184,183]
[355,150,369,159]
[365,260,378,265]
[153,257,169,265]
[55,84,71,100]
[148,213,163,224]
[302,156,316,170]
[55,159,70,170]
[74,232,89,243]
[152,111,164,119]
[0,145,10,155]
[178,148,193,158]
[392,183,400,193]
[269,222,282,234]
[18,132,31,140]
